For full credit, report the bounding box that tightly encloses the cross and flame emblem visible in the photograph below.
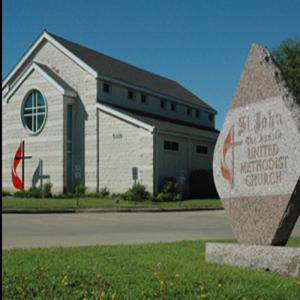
[220,126,242,189]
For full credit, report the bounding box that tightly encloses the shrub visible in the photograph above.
[99,187,110,198]
[123,182,150,202]
[43,182,52,198]
[161,177,179,194]
[155,193,173,202]
[14,187,42,198]
[75,184,86,195]
[155,177,181,202]
[2,190,11,197]
[189,169,219,198]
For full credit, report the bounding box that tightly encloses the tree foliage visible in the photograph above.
[272,37,300,104]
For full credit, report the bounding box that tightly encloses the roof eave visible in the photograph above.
[2,31,98,89]
[4,62,77,102]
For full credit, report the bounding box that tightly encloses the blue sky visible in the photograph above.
[3,0,300,129]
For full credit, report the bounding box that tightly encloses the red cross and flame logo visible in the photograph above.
[220,126,242,189]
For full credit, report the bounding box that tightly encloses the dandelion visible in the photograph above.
[99,291,106,300]
[111,292,117,300]
[160,280,165,285]
[153,272,159,276]
[96,273,101,278]
[61,275,68,286]
[200,294,208,299]
[218,283,222,288]
[175,274,180,278]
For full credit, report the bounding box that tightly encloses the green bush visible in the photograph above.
[99,187,110,197]
[2,190,11,197]
[155,177,181,202]
[43,182,52,198]
[123,182,150,202]
[14,187,43,198]
[155,192,173,202]
[161,177,179,194]
[75,184,86,195]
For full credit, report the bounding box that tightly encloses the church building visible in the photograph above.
[2,31,218,195]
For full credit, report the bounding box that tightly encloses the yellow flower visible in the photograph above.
[61,275,68,285]
[218,283,222,288]
[200,294,208,299]
[153,272,159,276]
[160,280,165,285]
[82,297,88,300]
[175,274,180,278]
[96,273,101,278]
[99,291,106,300]
[111,292,117,300]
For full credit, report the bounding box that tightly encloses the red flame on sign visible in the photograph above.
[220,129,233,184]
[11,142,23,191]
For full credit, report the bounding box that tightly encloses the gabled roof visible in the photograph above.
[47,32,215,112]
[5,62,77,102]
[3,30,216,113]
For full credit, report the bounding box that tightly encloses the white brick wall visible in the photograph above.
[2,40,98,193]
[98,109,154,194]
[2,70,64,193]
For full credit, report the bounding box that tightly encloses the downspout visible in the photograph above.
[96,107,99,192]
[153,127,159,195]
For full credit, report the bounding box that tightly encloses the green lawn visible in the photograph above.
[3,239,300,300]
[2,197,222,210]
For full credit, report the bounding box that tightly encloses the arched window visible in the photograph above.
[22,90,47,134]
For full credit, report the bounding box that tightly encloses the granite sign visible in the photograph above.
[206,43,300,276]
[213,44,300,246]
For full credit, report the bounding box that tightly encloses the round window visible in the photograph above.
[22,90,47,134]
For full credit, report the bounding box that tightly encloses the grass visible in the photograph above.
[2,238,300,300]
[2,197,222,210]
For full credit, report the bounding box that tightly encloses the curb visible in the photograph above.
[2,207,224,214]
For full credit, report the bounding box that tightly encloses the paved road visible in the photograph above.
[3,211,300,249]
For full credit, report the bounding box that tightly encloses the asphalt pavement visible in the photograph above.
[2,210,300,249]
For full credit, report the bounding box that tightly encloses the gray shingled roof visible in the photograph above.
[47,32,216,112]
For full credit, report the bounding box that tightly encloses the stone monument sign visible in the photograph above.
[206,44,300,276]
[213,44,300,246]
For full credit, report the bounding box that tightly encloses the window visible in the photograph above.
[196,110,200,118]
[164,140,179,151]
[141,94,147,104]
[160,100,165,109]
[209,114,214,121]
[187,107,191,116]
[171,103,176,112]
[196,145,208,154]
[22,90,47,134]
[128,90,134,100]
[103,83,111,93]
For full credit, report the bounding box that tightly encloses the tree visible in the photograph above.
[272,37,300,104]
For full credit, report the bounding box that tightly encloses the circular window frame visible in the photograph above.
[21,89,48,136]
